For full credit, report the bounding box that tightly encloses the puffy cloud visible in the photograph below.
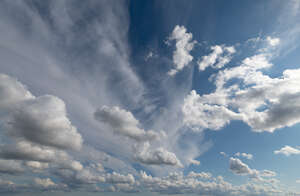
[182,90,242,131]
[0,74,33,113]
[7,95,82,150]
[229,157,253,175]
[220,152,227,157]
[183,49,300,132]
[34,178,57,188]
[235,152,253,160]
[197,45,235,71]
[0,159,24,174]
[274,145,300,156]
[0,73,82,151]
[229,158,276,179]
[0,74,85,176]
[106,172,135,184]
[134,143,183,167]
[94,106,164,142]
[139,170,284,196]
[167,25,196,76]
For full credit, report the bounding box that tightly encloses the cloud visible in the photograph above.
[187,171,212,179]
[220,152,228,157]
[197,45,235,71]
[235,152,253,160]
[34,178,57,189]
[134,142,183,167]
[229,157,253,175]
[139,170,285,195]
[266,36,280,47]
[189,159,201,165]
[274,145,300,156]
[229,158,276,180]
[167,25,196,76]
[106,172,135,184]
[94,106,164,142]
[0,74,82,151]
[0,159,24,174]
[183,48,300,132]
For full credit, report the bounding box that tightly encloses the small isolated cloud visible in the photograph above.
[235,152,253,160]
[266,36,280,47]
[274,145,300,156]
[94,106,164,142]
[167,25,196,76]
[197,45,235,71]
[189,159,200,165]
[220,152,227,157]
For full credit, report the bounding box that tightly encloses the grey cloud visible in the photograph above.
[0,159,24,174]
[134,143,183,167]
[94,105,164,142]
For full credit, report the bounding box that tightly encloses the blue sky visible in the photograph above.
[1,0,300,195]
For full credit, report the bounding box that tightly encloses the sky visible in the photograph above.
[1,0,300,195]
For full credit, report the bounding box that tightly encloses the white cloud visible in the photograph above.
[274,145,300,156]
[266,36,280,47]
[189,159,200,165]
[197,45,235,71]
[235,152,253,160]
[139,170,284,195]
[34,178,57,188]
[94,106,164,142]
[183,49,300,132]
[167,25,196,76]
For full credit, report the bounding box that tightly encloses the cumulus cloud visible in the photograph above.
[229,157,253,175]
[94,106,164,142]
[34,178,57,188]
[134,142,183,167]
[167,25,196,76]
[235,152,253,160]
[229,158,276,180]
[274,145,300,156]
[106,172,135,184]
[0,74,82,150]
[139,170,284,195]
[0,73,84,177]
[197,45,235,71]
[183,49,300,132]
